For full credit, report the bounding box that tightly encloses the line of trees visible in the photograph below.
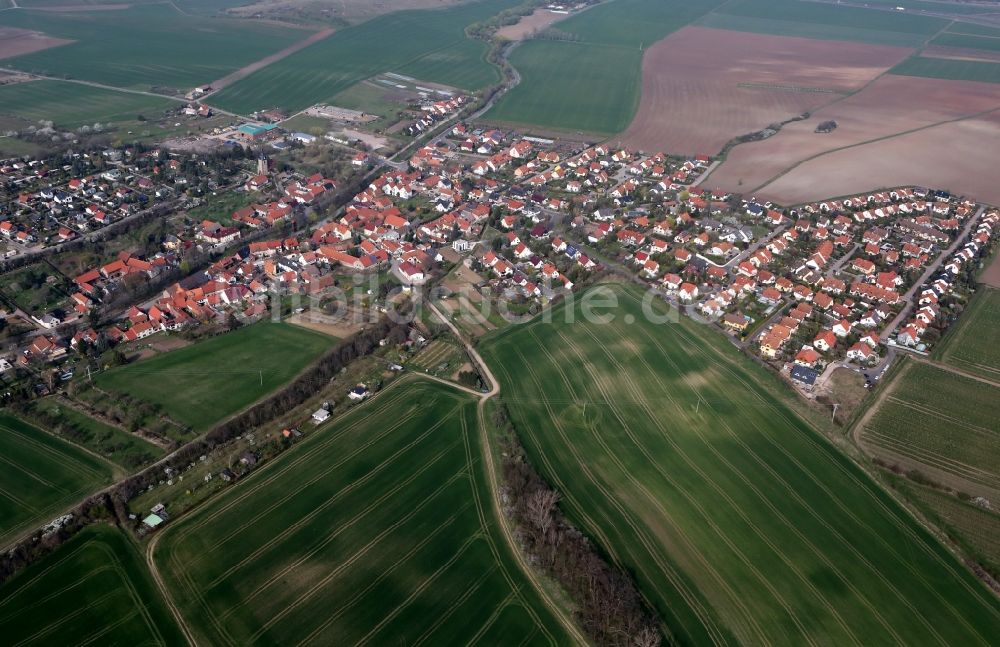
[11,402,159,469]
[0,311,410,586]
[111,311,410,504]
[492,403,663,647]
[0,493,117,587]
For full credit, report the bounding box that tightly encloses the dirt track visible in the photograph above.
[206,27,335,93]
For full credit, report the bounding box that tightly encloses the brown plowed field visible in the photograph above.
[618,26,912,156]
[981,254,1000,288]
[709,74,1000,194]
[0,27,71,60]
[753,110,1000,206]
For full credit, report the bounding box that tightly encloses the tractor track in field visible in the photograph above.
[145,532,197,647]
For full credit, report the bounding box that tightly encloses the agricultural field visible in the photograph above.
[948,23,1000,37]
[0,414,114,548]
[408,337,470,380]
[209,0,518,114]
[860,360,1000,500]
[931,33,1000,54]
[617,26,911,155]
[21,399,165,470]
[935,287,1000,381]
[481,284,1000,645]
[697,0,947,46]
[95,323,332,433]
[0,524,184,645]
[746,109,1000,207]
[857,0,1000,14]
[707,73,1000,196]
[0,81,175,130]
[891,56,1000,83]
[154,378,569,645]
[897,481,1000,575]
[488,41,643,135]
[1,5,306,92]
[486,0,725,135]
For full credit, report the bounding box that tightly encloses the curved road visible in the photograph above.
[425,300,589,645]
[145,531,198,646]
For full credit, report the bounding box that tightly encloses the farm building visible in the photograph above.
[237,123,279,141]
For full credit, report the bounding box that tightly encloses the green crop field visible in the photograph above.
[0,524,184,645]
[935,287,1000,380]
[488,41,642,134]
[0,414,113,548]
[891,56,1000,83]
[209,0,519,114]
[861,360,1000,496]
[22,400,165,470]
[0,81,174,130]
[481,284,1000,645]
[2,5,304,92]
[946,23,1000,37]
[486,0,725,134]
[932,32,1000,53]
[698,0,947,46]
[154,377,569,645]
[96,323,332,433]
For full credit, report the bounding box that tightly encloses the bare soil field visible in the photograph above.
[981,252,1000,288]
[755,110,1000,206]
[0,27,71,60]
[618,26,912,156]
[709,74,1000,193]
[496,9,566,40]
[287,310,360,338]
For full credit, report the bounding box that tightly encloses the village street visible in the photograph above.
[880,204,984,338]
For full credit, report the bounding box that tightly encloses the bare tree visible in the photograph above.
[526,488,560,534]
[633,625,661,647]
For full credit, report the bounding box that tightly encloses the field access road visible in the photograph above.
[880,205,985,338]
[0,66,245,119]
[425,300,589,646]
[145,532,198,646]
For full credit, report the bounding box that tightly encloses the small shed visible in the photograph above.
[142,514,164,529]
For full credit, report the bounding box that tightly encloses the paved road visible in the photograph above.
[698,222,789,270]
[0,199,182,271]
[880,205,984,339]
[388,40,524,166]
[826,243,859,278]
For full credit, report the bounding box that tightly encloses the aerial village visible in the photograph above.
[2,113,998,399]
